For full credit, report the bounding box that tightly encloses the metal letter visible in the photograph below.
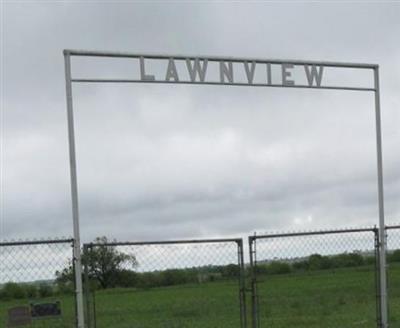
[304,65,324,87]
[244,61,256,84]
[220,61,234,83]
[165,58,179,82]
[282,63,295,86]
[140,56,155,81]
[185,58,208,82]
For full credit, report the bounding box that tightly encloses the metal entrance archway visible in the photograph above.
[63,50,387,327]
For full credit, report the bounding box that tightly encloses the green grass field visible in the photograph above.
[1,264,399,327]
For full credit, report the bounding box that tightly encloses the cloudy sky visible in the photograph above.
[1,1,399,243]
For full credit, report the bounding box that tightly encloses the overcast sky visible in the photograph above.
[1,1,399,243]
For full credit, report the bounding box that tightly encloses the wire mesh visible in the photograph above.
[249,228,379,328]
[0,239,76,327]
[386,225,400,326]
[83,238,246,328]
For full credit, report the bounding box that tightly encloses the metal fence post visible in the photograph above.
[374,66,388,328]
[237,239,247,328]
[83,245,91,328]
[248,236,258,328]
[374,227,383,327]
[64,50,85,328]
[72,240,78,328]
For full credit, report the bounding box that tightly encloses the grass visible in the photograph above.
[1,264,399,327]
[89,280,241,328]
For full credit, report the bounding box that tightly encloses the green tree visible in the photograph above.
[308,254,332,270]
[388,250,400,263]
[265,261,292,275]
[85,237,138,288]
[38,283,53,297]
[221,264,240,277]
[56,237,138,290]
[0,282,26,299]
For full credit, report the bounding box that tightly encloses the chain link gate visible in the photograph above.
[385,225,400,326]
[248,228,381,328]
[83,238,247,328]
[0,238,77,327]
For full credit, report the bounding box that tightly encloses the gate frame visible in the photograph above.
[63,50,387,327]
[248,227,381,328]
[384,224,400,325]
[83,237,247,328]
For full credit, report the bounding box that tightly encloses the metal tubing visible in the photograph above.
[86,237,242,247]
[248,237,258,328]
[385,225,400,230]
[83,245,92,328]
[0,239,74,246]
[63,49,387,327]
[70,78,375,92]
[64,52,85,328]
[374,67,388,327]
[64,49,378,69]
[374,228,383,327]
[237,240,247,328]
[253,227,376,240]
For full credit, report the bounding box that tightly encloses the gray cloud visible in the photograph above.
[1,1,399,242]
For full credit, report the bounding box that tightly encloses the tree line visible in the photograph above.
[256,250,400,275]
[2,236,400,300]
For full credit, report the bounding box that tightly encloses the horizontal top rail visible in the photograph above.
[0,238,74,247]
[85,237,242,247]
[64,49,378,69]
[251,227,377,241]
[385,225,400,230]
[70,78,375,92]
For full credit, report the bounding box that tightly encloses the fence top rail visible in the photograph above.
[64,49,378,69]
[250,227,377,241]
[85,237,242,248]
[385,225,400,230]
[0,238,74,247]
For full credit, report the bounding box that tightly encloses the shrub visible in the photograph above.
[115,270,139,288]
[0,282,26,299]
[331,253,364,268]
[24,284,38,298]
[57,281,75,295]
[308,254,332,271]
[265,261,291,275]
[292,260,309,272]
[255,264,268,275]
[38,283,53,298]
[221,264,240,277]
[137,272,163,289]
[365,255,376,265]
[388,250,400,263]
[161,269,189,286]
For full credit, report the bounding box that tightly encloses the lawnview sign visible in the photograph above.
[139,57,324,87]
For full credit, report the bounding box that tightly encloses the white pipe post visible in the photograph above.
[374,66,388,327]
[64,50,85,328]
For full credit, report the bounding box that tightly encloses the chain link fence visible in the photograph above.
[386,225,400,326]
[83,238,246,328]
[0,239,76,327]
[2,226,398,328]
[248,228,380,328]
